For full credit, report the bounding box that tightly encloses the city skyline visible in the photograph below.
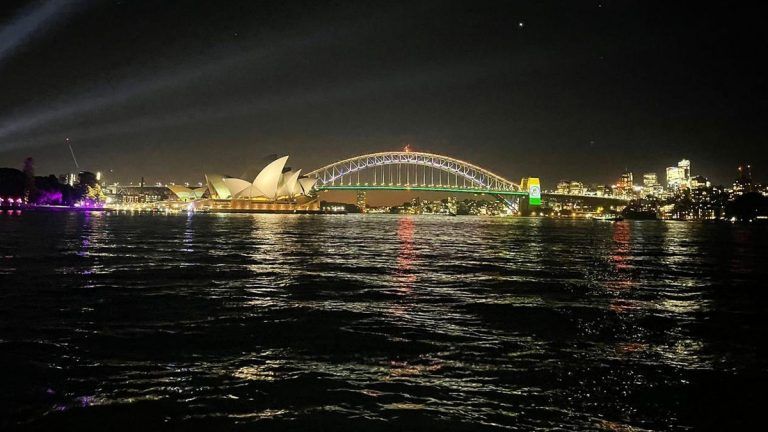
[1,1,766,186]
[1,148,758,191]
[5,146,762,212]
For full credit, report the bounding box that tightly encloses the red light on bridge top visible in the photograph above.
[404,145,411,152]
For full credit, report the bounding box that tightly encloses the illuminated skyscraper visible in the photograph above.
[642,172,661,197]
[616,171,634,196]
[643,173,658,188]
[666,159,691,189]
[619,172,633,188]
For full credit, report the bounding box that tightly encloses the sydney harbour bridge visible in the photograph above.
[305,150,629,209]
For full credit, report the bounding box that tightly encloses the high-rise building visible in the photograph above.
[666,166,682,188]
[616,171,634,196]
[733,164,753,195]
[690,175,710,189]
[666,159,691,190]
[643,173,658,188]
[642,172,661,197]
[619,172,633,188]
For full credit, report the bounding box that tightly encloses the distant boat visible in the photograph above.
[592,214,624,221]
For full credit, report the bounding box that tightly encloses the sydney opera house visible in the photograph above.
[168,156,319,213]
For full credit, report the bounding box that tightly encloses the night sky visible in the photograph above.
[1,0,766,189]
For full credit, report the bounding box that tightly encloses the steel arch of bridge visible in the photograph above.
[305,151,523,195]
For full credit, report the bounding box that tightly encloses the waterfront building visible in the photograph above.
[197,156,319,213]
[689,186,724,220]
[114,185,173,204]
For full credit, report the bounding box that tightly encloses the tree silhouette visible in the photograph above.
[22,157,36,202]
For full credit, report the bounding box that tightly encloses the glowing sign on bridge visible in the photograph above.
[528,178,541,206]
[520,177,541,206]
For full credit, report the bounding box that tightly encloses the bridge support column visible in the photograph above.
[495,195,521,214]
[518,198,535,216]
[519,177,542,216]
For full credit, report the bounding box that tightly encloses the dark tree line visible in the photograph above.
[0,167,26,198]
[1,158,101,206]
[726,192,768,221]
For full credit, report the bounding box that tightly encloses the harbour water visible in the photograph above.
[1,212,766,430]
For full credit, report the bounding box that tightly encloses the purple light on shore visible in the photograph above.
[74,199,105,209]
[35,190,63,205]
[0,197,23,206]
[76,395,94,407]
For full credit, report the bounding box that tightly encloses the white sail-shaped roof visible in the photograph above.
[298,177,318,194]
[169,185,207,201]
[205,174,231,199]
[168,185,195,201]
[277,169,303,198]
[285,169,302,196]
[234,183,270,199]
[191,187,207,199]
[222,178,252,197]
[204,156,315,201]
[252,156,288,200]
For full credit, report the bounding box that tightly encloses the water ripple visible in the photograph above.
[1,212,767,430]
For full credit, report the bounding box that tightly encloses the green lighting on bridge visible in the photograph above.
[316,185,631,203]
[317,185,528,196]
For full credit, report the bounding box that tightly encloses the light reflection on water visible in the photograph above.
[1,212,767,430]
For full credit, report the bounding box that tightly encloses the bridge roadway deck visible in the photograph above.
[316,185,630,203]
